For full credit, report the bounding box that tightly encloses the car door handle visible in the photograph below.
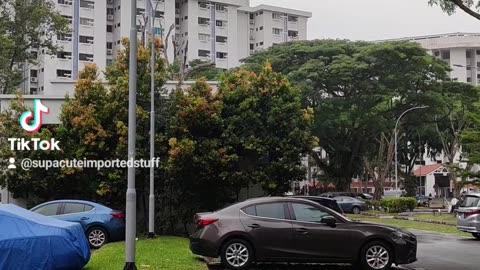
[248,224,261,229]
[80,217,90,221]
[296,228,309,235]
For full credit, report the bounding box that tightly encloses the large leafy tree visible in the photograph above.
[243,40,450,191]
[429,0,480,20]
[0,0,68,94]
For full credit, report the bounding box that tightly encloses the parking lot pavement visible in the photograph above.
[208,263,408,270]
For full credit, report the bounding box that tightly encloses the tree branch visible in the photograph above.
[450,0,480,20]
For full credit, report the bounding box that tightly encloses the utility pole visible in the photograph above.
[124,0,138,268]
[147,0,160,239]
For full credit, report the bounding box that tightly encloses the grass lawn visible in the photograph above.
[413,213,457,224]
[84,237,207,270]
[347,215,470,238]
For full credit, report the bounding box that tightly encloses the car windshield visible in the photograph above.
[462,196,480,207]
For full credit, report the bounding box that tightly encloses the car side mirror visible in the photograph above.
[321,216,337,228]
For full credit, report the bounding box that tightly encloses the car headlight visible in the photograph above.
[392,231,411,241]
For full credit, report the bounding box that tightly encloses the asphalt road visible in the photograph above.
[208,230,479,270]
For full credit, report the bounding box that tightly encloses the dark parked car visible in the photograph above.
[31,200,125,248]
[290,195,344,213]
[334,196,367,214]
[320,192,371,200]
[190,197,417,270]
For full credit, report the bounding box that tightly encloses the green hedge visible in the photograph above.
[380,198,417,213]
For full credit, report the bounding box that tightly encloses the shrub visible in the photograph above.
[380,198,417,213]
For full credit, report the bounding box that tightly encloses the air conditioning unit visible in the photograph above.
[175,8,180,14]
[30,77,38,83]
[107,0,114,4]
[107,49,113,55]
[107,14,114,21]
[250,19,255,24]
[65,55,72,60]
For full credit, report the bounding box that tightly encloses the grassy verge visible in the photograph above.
[348,215,470,238]
[84,237,207,270]
[412,213,457,224]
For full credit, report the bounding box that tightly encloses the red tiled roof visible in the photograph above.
[413,164,444,177]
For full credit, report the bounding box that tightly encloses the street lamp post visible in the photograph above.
[124,0,138,268]
[146,0,160,239]
[394,106,429,191]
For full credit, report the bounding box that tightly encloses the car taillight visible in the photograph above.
[112,213,124,219]
[466,210,480,218]
[196,218,218,227]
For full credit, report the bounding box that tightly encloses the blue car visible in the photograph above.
[31,200,125,248]
[334,196,367,214]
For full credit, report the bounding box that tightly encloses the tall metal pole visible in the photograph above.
[394,106,429,192]
[147,0,158,239]
[124,0,138,268]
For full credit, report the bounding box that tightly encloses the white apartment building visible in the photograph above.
[21,0,311,96]
[386,32,480,85]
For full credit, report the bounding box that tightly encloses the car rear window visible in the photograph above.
[243,203,286,219]
[462,196,480,207]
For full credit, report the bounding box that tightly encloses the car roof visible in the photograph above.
[238,196,326,208]
[290,195,336,201]
[32,200,112,210]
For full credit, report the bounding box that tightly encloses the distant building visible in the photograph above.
[21,0,311,96]
[383,32,480,85]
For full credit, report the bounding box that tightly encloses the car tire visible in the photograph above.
[87,227,109,249]
[359,241,394,270]
[220,239,254,270]
[473,233,480,240]
[352,206,361,214]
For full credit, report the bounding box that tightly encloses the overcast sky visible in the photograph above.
[251,0,480,41]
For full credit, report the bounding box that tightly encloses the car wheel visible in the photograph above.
[352,206,361,214]
[473,233,480,240]
[360,241,393,270]
[220,239,254,270]
[87,227,109,249]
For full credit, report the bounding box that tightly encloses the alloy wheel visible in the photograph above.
[225,243,249,268]
[366,245,390,269]
[89,229,106,248]
[352,206,361,214]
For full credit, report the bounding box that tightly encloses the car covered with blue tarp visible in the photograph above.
[0,204,91,270]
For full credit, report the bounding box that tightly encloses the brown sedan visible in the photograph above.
[190,197,417,270]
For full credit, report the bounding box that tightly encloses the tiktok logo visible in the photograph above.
[19,99,50,133]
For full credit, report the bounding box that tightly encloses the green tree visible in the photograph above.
[183,59,224,81]
[0,0,68,93]
[429,0,480,20]
[243,40,451,191]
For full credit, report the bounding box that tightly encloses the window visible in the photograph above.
[58,0,72,6]
[80,17,94,27]
[57,69,72,78]
[80,0,94,9]
[79,35,94,44]
[466,50,472,58]
[216,52,228,59]
[250,44,254,50]
[184,15,188,20]
[30,88,38,94]
[107,25,113,32]
[107,42,113,49]
[255,203,285,219]
[63,203,90,214]
[288,16,298,22]
[467,77,472,83]
[259,42,264,46]
[250,14,254,19]
[441,50,450,60]
[216,36,227,43]
[272,13,282,20]
[156,11,165,18]
[259,26,263,31]
[79,53,94,62]
[199,34,210,42]
[30,70,38,77]
[243,206,256,216]
[199,2,209,9]
[292,203,330,223]
[216,4,227,12]
[198,17,210,25]
[107,59,114,66]
[176,18,180,24]
[216,20,227,27]
[272,28,281,35]
[62,15,73,24]
[33,203,60,216]
[477,50,480,55]
[198,49,210,57]
[260,11,263,15]
[57,51,72,59]
[57,33,72,41]
[462,196,480,207]
[137,8,145,15]
[107,8,114,15]
[31,51,38,58]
